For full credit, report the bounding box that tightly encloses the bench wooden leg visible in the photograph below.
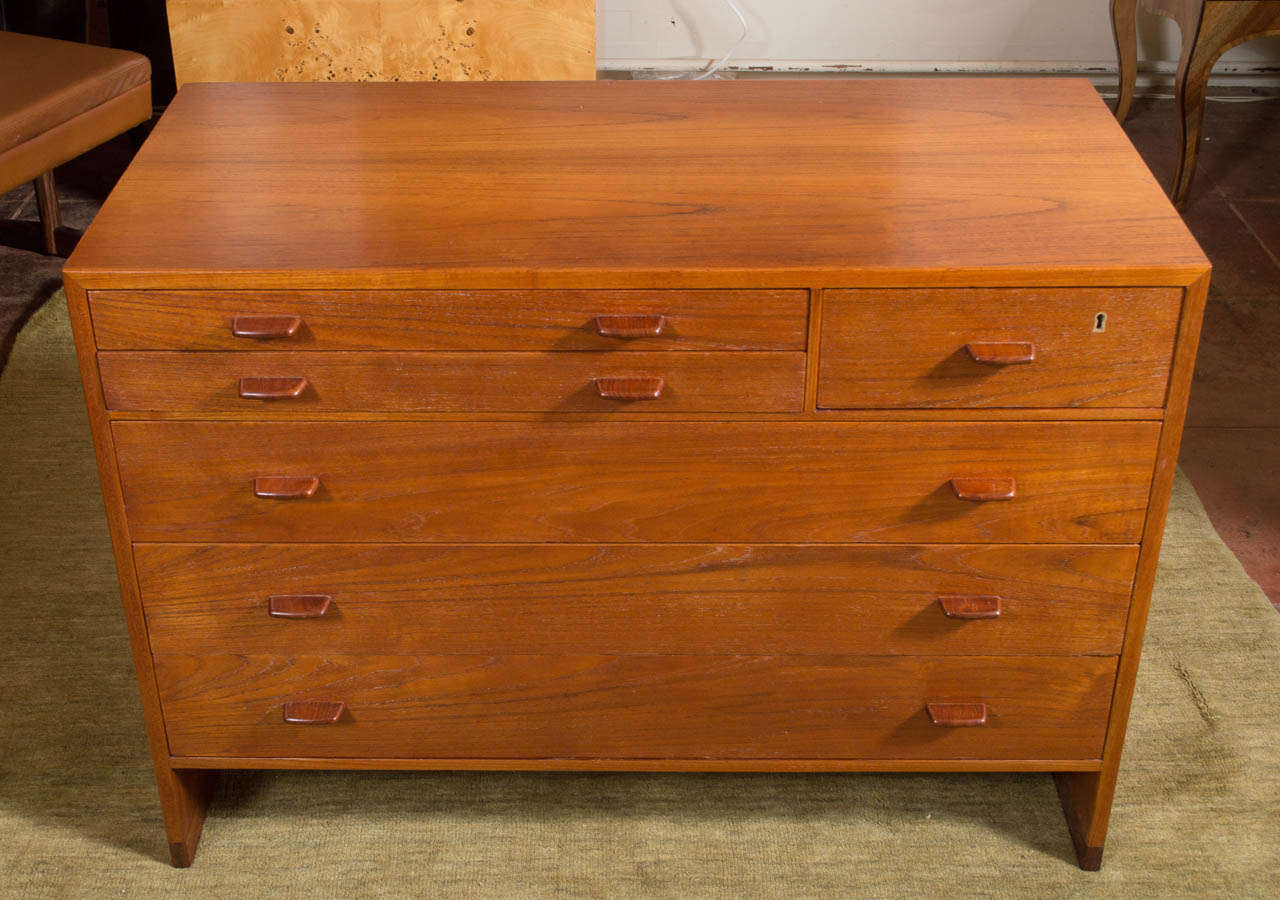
[33,171,61,255]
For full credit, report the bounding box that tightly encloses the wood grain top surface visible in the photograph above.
[65,79,1208,288]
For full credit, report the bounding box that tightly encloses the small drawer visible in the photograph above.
[88,289,809,351]
[112,420,1160,544]
[817,287,1181,409]
[155,653,1117,761]
[134,542,1138,657]
[98,351,805,413]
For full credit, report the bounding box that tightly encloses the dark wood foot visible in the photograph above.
[158,768,219,867]
[32,171,61,256]
[169,840,197,868]
[1074,841,1105,872]
[1054,772,1110,871]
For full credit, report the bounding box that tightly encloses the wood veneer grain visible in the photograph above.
[818,287,1181,409]
[153,653,1118,761]
[88,289,809,351]
[112,420,1161,544]
[62,80,1208,287]
[98,351,805,413]
[134,542,1139,656]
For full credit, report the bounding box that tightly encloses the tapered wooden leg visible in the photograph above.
[1055,772,1111,870]
[157,766,219,867]
[1111,0,1140,122]
[33,171,61,255]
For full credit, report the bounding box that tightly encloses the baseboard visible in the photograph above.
[604,59,1280,91]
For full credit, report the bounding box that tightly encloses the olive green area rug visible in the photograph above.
[1,294,1277,899]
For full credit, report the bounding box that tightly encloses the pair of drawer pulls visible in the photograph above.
[276,700,992,728]
[263,594,1003,621]
[230,313,671,340]
[266,592,999,729]
[237,375,667,402]
[249,475,1018,502]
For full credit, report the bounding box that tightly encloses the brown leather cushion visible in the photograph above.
[0,32,151,155]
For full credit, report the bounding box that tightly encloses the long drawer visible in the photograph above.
[818,287,1181,409]
[98,351,805,413]
[113,421,1161,544]
[135,543,1138,656]
[88,289,809,351]
[155,653,1118,761]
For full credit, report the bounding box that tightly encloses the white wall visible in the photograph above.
[599,0,1280,76]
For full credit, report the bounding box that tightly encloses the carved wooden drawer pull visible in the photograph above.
[231,314,303,339]
[965,341,1036,365]
[595,376,665,401]
[238,376,308,399]
[268,594,333,618]
[937,595,1002,619]
[282,700,345,724]
[594,314,666,338]
[926,702,989,727]
[253,475,320,499]
[950,476,1017,501]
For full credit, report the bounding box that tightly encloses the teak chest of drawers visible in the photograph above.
[63,79,1210,869]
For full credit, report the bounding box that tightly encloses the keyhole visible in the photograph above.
[1093,312,1107,333]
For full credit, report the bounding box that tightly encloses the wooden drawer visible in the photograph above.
[113,421,1160,544]
[135,543,1137,657]
[89,289,809,351]
[817,288,1181,409]
[155,653,1117,761]
[99,351,804,413]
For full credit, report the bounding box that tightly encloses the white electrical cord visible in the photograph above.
[662,0,750,80]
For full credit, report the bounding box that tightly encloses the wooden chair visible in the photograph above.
[0,31,151,255]
[164,0,595,87]
[1112,0,1280,208]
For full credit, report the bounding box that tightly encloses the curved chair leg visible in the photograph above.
[1111,0,1141,122]
[1172,8,1221,211]
[1170,2,1280,208]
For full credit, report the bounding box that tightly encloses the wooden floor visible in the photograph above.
[0,82,1276,610]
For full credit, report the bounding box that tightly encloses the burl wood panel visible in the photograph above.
[154,653,1118,760]
[165,0,595,88]
[88,290,809,352]
[111,421,1161,544]
[62,81,1208,288]
[134,543,1139,656]
[98,351,806,413]
[818,288,1182,408]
